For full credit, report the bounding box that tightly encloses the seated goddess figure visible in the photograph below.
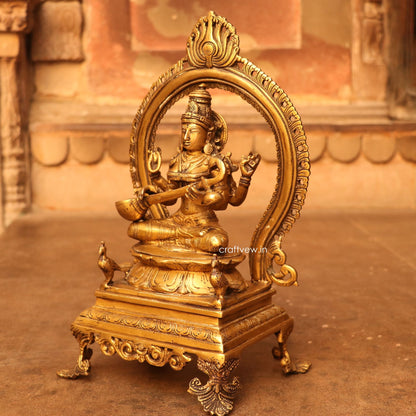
[124,84,261,254]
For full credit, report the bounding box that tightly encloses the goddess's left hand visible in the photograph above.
[240,152,261,178]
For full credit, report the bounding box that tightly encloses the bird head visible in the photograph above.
[98,241,106,256]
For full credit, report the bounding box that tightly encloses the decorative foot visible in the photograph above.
[273,319,311,375]
[57,327,94,379]
[188,358,241,416]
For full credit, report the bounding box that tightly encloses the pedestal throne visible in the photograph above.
[58,11,311,416]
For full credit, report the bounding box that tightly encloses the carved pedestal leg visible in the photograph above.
[57,327,95,379]
[188,358,241,416]
[272,318,311,375]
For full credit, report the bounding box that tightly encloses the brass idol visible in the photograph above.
[58,11,311,415]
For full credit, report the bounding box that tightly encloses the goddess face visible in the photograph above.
[181,122,207,152]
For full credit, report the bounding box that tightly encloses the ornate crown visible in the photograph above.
[181,84,214,130]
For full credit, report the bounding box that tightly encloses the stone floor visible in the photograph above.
[1,210,415,416]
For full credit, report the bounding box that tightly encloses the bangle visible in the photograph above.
[239,176,251,187]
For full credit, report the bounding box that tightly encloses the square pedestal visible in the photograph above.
[59,280,309,415]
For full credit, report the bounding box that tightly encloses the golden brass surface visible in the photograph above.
[58,11,311,415]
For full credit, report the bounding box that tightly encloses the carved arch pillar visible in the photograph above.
[351,0,388,101]
[0,1,32,230]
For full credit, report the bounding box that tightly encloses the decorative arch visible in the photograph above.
[129,11,310,286]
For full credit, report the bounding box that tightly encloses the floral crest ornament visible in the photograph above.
[187,11,240,68]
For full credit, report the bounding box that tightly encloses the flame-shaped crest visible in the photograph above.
[186,11,240,68]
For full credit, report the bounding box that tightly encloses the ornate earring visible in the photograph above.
[203,142,214,154]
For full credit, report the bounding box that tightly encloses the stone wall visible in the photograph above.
[1,0,415,229]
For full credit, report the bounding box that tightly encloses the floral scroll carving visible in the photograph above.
[96,335,192,371]
[264,237,298,287]
[84,309,222,344]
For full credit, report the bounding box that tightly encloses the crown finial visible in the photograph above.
[186,11,240,68]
